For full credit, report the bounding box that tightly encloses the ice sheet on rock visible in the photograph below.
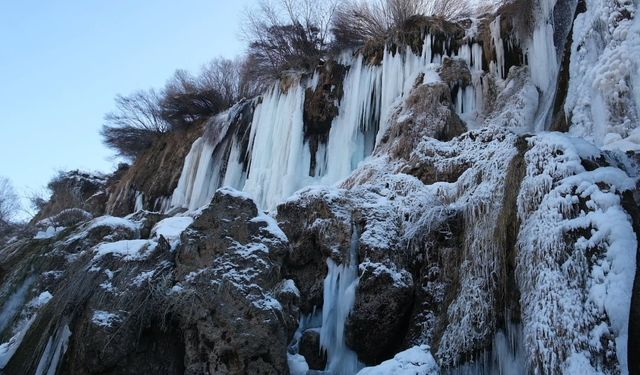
[357,345,439,375]
[287,353,309,375]
[0,276,36,333]
[517,132,636,373]
[29,292,53,309]
[0,316,36,369]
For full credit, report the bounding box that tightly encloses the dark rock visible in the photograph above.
[303,61,348,175]
[299,329,326,370]
[172,189,294,374]
[277,194,352,314]
[439,57,472,88]
[105,123,203,216]
[346,262,414,365]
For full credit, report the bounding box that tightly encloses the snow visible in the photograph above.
[34,226,65,239]
[29,291,53,308]
[89,216,138,232]
[250,212,288,242]
[94,239,157,261]
[357,346,439,375]
[287,353,309,375]
[280,279,300,297]
[91,310,122,328]
[359,261,412,288]
[151,216,194,249]
[217,186,252,200]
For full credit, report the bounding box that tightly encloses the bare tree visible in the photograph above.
[200,58,243,104]
[332,0,391,49]
[105,89,167,133]
[0,177,20,227]
[101,89,167,160]
[159,69,226,130]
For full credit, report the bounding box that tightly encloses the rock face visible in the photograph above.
[0,190,296,375]
[105,124,203,216]
[2,0,640,373]
[172,189,295,375]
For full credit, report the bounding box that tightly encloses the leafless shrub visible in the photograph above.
[101,90,167,160]
[102,57,248,160]
[0,177,22,242]
[332,1,390,49]
[241,0,340,84]
[332,0,472,50]
[425,0,472,19]
[159,69,226,131]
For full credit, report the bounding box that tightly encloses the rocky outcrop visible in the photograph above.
[105,124,203,216]
[33,170,108,223]
[172,189,294,375]
[303,61,348,174]
[0,189,297,375]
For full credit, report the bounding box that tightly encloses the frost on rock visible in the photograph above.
[566,0,640,151]
[516,133,637,374]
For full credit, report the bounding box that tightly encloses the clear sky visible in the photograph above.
[0,0,254,214]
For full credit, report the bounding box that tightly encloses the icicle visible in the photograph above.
[134,192,144,212]
[242,83,308,209]
[319,223,362,374]
[528,0,560,131]
[490,16,505,79]
[35,324,72,375]
[322,55,382,184]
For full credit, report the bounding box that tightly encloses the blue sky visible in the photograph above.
[0,0,254,214]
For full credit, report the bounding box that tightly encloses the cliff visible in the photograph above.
[1,0,640,374]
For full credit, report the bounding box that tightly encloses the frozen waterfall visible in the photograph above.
[169,33,495,213]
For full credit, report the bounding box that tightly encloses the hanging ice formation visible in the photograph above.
[170,37,483,212]
[319,223,362,374]
[168,12,567,212]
